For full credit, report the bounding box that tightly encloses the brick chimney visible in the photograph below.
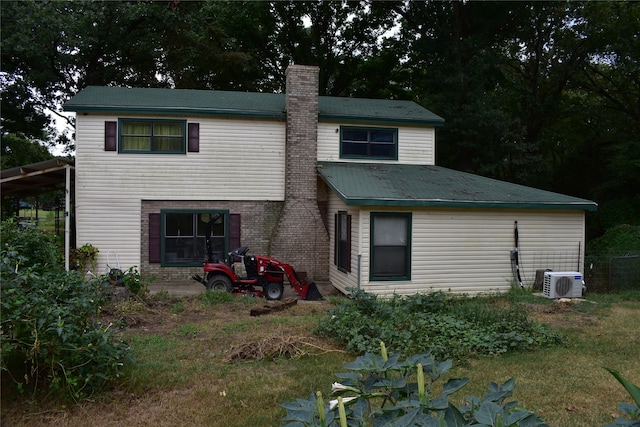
[270,65,329,282]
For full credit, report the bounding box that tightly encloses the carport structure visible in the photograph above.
[1,158,75,270]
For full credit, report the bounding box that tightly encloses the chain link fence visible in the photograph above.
[585,253,640,292]
[526,251,639,292]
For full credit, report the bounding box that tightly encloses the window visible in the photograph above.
[335,211,351,272]
[370,213,411,280]
[120,119,186,153]
[341,126,398,160]
[161,210,227,266]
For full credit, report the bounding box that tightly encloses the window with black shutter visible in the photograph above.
[335,211,351,272]
[150,210,238,267]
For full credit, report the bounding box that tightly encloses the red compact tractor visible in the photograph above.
[191,213,322,300]
[192,246,322,300]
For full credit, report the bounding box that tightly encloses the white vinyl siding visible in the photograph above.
[317,123,435,165]
[74,114,285,273]
[406,208,585,296]
[328,190,586,296]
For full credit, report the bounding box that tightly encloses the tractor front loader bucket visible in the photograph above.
[303,281,323,301]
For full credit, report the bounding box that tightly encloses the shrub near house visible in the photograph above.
[0,219,130,399]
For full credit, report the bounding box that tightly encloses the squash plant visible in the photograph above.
[281,342,549,427]
[603,369,640,427]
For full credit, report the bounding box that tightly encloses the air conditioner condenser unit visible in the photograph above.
[543,271,584,299]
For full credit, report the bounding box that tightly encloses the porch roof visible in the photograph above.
[317,161,598,211]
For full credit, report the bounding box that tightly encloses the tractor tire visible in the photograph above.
[264,281,284,300]
[206,274,233,293]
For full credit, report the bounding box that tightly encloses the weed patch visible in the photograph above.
[316,290,565,362]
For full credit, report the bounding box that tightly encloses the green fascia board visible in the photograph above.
[317,161,598,211]
[64,86,443,126]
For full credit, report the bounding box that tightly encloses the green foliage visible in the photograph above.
[0,218,62,271]
[197,289,235,305]
[119,266,150,297]
[171,302,186,314]
[73,243,99,273]
[587,224,640,255]
[316,290,564,362]
[0,133,54,169]
[103,265,151,297]
[280,344,549,426]
[0,220,131,400]
[603,369,640,427]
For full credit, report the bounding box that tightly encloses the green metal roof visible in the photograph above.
[317,161,598,211]
[63,86,286,119]
[63,86,444,126]
[318,97,444,126]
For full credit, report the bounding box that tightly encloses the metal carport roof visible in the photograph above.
[1,158,74,196]
[1,158,75,270]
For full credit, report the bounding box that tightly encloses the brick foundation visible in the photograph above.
[141,200,284,284]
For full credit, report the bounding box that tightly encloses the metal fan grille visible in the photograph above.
[555,276,572,296]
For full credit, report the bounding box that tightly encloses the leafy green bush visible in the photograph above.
[316,290,564,361]
[281,343,549,426]
[1,220,131,399]
[119,266,150,296]
[587,224,640,255]
[1,218,62,271]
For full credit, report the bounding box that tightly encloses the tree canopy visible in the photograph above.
[1,0,638,238]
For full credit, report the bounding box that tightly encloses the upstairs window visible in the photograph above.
[120,119,186,153]
[340,126,398,160]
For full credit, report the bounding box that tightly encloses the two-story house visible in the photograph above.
[64,65,597,295]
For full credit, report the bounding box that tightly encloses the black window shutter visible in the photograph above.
[188,123,199,152]
[105,121,117,151]
[229,214,241,250]
[334,213,338,266]
[149,213,161,263]
[346,214,352,272]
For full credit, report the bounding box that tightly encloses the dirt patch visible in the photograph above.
[526,299,601,329]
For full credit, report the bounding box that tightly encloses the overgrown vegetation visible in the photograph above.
[316,289,564,362]
[0,219,131,400]
[585,224,640,292]
[587,224,640,255]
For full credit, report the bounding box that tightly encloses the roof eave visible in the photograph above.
[338,197,598,211]
[319,114,444,127]
[63,105,286,120]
